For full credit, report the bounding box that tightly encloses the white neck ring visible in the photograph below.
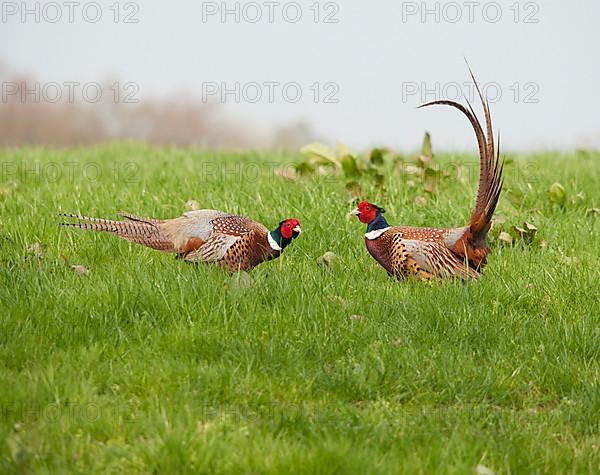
[365,227,390,240]
[267,233,283,251]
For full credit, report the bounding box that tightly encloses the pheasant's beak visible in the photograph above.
[349,208,360,217]
[293,225,302,234]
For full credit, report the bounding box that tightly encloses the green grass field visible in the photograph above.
[1,144,598,474]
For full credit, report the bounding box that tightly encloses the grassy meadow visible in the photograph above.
[0,144,598,473]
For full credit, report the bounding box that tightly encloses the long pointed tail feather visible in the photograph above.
[418,75,503,245]
[60,213,175,252]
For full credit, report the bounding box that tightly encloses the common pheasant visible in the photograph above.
[350,75,503,280]
[61,210,301,271]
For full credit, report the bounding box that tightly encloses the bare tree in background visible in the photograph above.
[0,63,315,150]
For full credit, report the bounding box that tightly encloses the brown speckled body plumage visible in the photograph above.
[365,226,479,280]
[61,210,298,271]
[356,71,503,281]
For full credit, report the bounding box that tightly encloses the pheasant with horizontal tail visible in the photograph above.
[350,71,503,280]
[61,209,301,272]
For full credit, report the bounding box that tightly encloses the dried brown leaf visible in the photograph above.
[71,265,89,275]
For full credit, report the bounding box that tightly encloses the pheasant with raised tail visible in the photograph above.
[350,71,503,280]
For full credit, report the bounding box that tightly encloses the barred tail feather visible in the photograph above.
[60,213,175,252]
[418,67,504,267]
[417,97,502,240]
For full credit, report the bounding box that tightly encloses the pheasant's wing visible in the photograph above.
[183,215,256,263]
[179,210,231,240]
[185,234,241,262]
[402,238,479,279]
[383,232,433,280]
[159,210,233,253]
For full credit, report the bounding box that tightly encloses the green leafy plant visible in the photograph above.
[296,132,443,199]
[549,182,567,208]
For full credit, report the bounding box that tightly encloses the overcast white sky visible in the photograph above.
[2,0,599,151]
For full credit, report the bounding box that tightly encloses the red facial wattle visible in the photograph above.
[281,226,293,239]
[357,202,377,224]
[281,219,300,239]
